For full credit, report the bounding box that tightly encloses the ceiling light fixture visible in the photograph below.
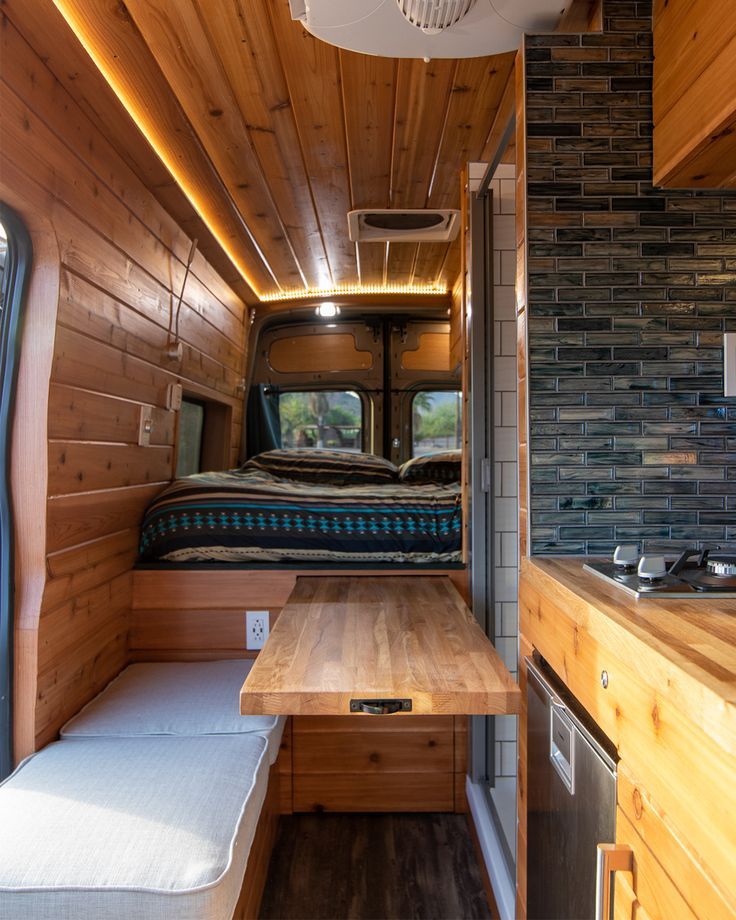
[260,282,448,303]
[315,303,340,318]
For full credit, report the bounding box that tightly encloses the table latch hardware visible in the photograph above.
[349,698,413,715]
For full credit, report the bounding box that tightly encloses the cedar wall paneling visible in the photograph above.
[653,0,736,188]
[0,14,248,755]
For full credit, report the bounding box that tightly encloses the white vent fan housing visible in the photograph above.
[398,0,477,35]
[289,0,565,59]
[347,209,460,243]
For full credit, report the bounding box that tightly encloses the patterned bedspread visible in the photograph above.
[139,469,462,563]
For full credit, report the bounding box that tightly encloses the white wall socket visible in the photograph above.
[246,611,269,650]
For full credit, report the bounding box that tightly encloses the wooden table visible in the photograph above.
[240,576,520,716]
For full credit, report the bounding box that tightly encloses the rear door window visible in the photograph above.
[411,389,462,456]
[279,390,363,450]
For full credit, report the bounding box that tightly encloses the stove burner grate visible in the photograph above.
[706,554,736,578]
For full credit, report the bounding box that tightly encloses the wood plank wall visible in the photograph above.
[0,13,248,758]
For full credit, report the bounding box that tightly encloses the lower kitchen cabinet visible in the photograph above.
[614,764,731,920]
[518,558,736,920]
[614,807,696,920]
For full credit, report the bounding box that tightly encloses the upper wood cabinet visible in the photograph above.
[653,0,736,188]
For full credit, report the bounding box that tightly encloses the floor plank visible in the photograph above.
[259,813,492,920]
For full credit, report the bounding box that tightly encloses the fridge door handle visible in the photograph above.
[595,843,632,920]
[549,704,575,794]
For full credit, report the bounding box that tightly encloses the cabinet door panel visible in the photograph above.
[615,809,697,920]
[617,763,733,920]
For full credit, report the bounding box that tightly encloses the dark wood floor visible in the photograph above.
[259,813,492,920]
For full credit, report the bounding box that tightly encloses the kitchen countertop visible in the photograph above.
[520,556,736,756]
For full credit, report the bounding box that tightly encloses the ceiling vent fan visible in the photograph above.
[397,0,477,35]
[288,0,564,58]
[347,209,460,243]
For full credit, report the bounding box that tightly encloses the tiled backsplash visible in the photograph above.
[524,0,736,555]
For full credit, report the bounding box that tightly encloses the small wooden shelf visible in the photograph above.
[240,576,521,717]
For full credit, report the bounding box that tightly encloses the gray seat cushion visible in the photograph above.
[61,660,286,764]
[0,734,269,920]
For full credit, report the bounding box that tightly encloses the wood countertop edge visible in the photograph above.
[240,688,522,717]
[520,556,736,757]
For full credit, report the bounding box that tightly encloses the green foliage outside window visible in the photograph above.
[279,391,362,450]
[412,390,462,456]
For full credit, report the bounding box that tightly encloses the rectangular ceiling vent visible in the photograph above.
[347,209,460,243]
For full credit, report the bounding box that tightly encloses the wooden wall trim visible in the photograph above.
[2,194,60,763]
[514,48,529,562]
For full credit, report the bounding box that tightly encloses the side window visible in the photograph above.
[411,389,462,457]
[279,390,363,450]
[176,398,205,476]
[176,396,232,476]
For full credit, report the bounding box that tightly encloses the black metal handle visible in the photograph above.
[349,698,412,715]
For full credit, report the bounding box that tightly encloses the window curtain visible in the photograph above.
[245,384,281,459]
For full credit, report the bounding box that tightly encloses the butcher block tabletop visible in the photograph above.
[240,576,521,716]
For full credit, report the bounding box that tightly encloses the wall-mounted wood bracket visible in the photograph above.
[166,383,183,411]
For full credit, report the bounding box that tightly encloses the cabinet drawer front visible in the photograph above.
[618,764,734,920]
[294,730,453,774]
[615,808,697,920]
[293,773,454,813]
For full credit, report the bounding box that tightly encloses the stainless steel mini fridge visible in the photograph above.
[526,655,618,920]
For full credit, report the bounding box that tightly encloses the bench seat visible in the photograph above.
[61,660,286,764]
[0,734,269,920]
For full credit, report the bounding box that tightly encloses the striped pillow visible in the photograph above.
[399,450,462,484]
[243,449,398,485]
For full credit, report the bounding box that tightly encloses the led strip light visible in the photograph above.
[260,283,448,303]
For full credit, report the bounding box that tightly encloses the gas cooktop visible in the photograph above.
[583,547,736,599]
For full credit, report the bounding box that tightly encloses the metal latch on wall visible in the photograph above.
[480,457,491,493]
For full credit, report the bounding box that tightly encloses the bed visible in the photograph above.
[139,464,462,565]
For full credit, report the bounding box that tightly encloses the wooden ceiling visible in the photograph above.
[45,0,520,303]
[12,0,520,302]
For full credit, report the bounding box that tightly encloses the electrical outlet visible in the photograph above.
[246,611,269,650]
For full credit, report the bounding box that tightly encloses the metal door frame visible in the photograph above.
[467,188,496,784]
